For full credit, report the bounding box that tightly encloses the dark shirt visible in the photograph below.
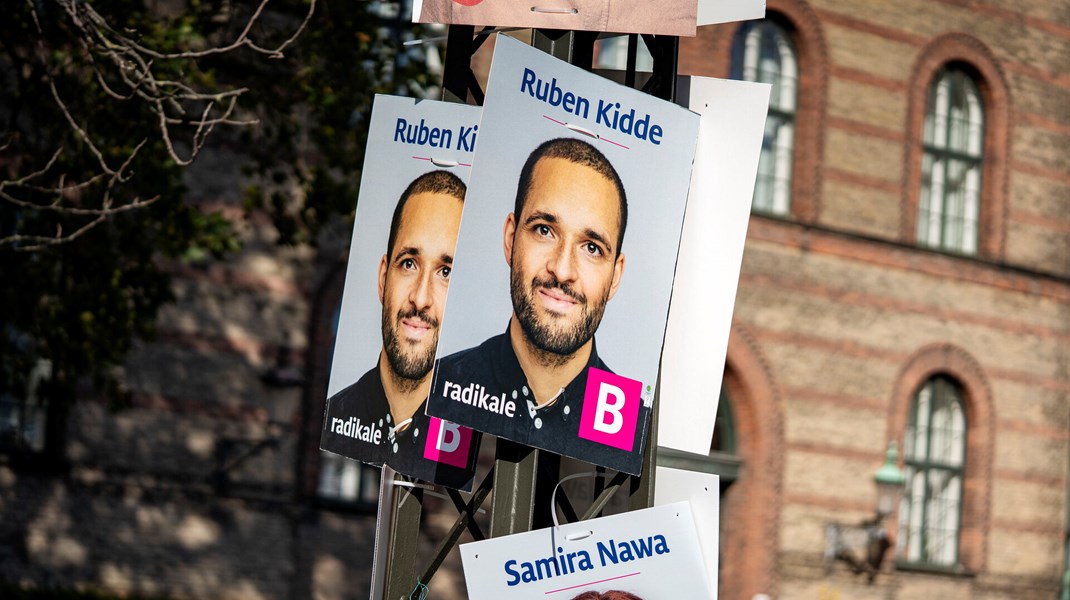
[320,365,479,490]
[428,330,651,474]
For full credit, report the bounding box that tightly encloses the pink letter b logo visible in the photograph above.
[424,417,472,468]
[578,367,642,451]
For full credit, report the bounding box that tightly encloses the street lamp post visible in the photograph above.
[823,442,907,583]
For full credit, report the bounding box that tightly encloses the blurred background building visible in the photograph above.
[1,1,1067,599]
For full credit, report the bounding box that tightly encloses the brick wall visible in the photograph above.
[681,1,1070,598]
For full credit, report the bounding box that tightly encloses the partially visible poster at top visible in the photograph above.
[412,0,698,37]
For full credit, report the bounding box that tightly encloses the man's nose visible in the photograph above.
[410,271,434,310]
[546,241,577,283]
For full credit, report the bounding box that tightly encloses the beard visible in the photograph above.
[382,306,439,383]
[510,269,609,358]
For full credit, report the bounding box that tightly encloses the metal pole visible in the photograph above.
[382,483,424,600]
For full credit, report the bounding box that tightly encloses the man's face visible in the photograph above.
[505,157,625,356]
[379,191,463,380]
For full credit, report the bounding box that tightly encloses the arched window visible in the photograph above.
[898,375,967,566]
[917,67,984,254]
[731,20,798,216]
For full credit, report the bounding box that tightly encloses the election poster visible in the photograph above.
[460,501,712,598]
[320,95,481,491]
[412,0,698,37]
[426,35,699,475]
[657,76,770,456]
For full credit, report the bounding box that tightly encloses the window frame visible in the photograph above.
[656,385,742,480]
[900,34,1010,261]
[731,19,799,217]
[897,375,968,569]
[917,67,986,255]
[316,449,382,510]
[888,343,994,575]
[0,358,52,456]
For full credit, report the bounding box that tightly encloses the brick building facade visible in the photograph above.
[1,1,1067,599]
[677,1,1069,598]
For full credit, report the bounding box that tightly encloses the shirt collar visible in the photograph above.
[496,324,606,417]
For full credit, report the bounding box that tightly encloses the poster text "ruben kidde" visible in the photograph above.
[520,68,665,146]
[393,119,478,151]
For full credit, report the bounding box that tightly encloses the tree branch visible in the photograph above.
[1,0,318,249]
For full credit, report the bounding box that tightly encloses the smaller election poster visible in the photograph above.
[427,35,699,475]
[460,502,712,598]
[412,0,698,37]
[319,95,481,491]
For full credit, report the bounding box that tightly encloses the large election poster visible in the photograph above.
[460,502,713,598]
[320,95,481,491]
[427,35,699,475]
[412,0,698,37]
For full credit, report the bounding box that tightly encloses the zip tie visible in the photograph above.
[391,480,487,514]
[408,579,429,600]
[531,6,579,14]
[550,471,611,530]
[392,480,435,492]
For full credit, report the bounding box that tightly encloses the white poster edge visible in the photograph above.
[697,0,766,25]
[657,76,771,455]
[654,466,721,598]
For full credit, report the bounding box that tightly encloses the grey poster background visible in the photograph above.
[434,35,699,396]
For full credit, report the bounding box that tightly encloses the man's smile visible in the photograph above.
[536,285,581,314]
[400,316,434,340]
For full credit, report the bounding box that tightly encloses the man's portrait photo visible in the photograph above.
[430,138,644,470]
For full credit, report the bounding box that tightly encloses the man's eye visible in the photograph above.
[584,242,603,257]
[439,266,452,280]
[535,224,552,237]
[400,258,416,270]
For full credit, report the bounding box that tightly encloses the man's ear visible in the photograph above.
[503,213,517,267]
[377,254,388,304]
[607,252,625,302]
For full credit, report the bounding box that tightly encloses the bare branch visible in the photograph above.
[47,76,117,177]
[2,0,318,248]
[71,0,317,60]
